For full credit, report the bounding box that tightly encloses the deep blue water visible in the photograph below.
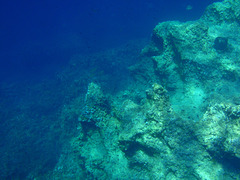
[0,0,219,82]
[0,0,221,179]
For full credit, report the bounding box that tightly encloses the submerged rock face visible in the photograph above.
[50,0,240,179]
[198,103,240,159]
[136,0,240,121]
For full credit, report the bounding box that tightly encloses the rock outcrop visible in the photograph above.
[50,0,240,179]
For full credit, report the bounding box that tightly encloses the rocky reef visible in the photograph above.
[48,0,240,179]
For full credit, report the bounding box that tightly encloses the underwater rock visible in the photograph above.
[80,82,111,125]
[55,84,240,179]
[130,0,240,121]
[145,83,171,121]
[84,82,104,106]
[146,83,168,103]
[50,1,240,179]
[201,0,240,24]
[197,103,240,160]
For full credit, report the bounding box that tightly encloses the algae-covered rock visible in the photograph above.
[131,0,240,121]
[50,0,240,179]
[80,82,111,125]
[53,81,240,179]
[141,0,240,74]
[201,0,240,24]
[198,103,240,160]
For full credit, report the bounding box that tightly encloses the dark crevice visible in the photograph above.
[119,140,158,157]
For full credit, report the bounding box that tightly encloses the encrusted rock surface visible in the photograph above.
[133,0,240,121]
[48,0,240,179]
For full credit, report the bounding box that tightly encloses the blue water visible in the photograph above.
[0,0,221,179]
[0,0,219,82]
